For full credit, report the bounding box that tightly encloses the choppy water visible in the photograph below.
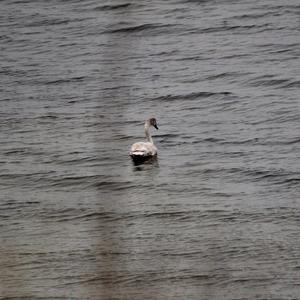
[1,0,300,299]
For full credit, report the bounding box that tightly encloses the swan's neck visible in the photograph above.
[144,122,153,144]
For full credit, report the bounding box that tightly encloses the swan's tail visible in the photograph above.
[130,150,146,156]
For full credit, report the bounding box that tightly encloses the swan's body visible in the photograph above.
[130,118,158,164]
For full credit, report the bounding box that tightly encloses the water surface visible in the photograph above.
[0,0,299,299]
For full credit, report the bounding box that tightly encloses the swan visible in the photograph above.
[130,118,158,164]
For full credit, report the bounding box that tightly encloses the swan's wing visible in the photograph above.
[130,142,157,156]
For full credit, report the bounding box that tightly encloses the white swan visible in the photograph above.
[130,118,158,164]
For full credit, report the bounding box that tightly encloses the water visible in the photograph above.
[1,0,299,299]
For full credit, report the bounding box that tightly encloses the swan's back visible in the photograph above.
[130,142,157,156]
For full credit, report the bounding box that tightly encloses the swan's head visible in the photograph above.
[149,118,158,130]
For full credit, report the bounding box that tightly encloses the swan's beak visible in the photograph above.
[154,124,158,130]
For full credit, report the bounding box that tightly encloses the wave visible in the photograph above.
[205,71,249,80]
[199,166,299,185]
[0,173,131,190]
[246,75,300,89]
[44,76,88,85]
[104,23,173,35]
[228,11,282,20]
[188,23,272,35]
[95,3,134,11]
[53,211,118,223]
[219,138,260,145]
[150,91,232,102]
[181,0,212,4]
[281,80,300,89]
[27,19,71,28]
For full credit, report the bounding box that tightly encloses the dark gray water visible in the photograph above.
[1,0,300,299]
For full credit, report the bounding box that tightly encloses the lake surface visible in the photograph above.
[1,0,299,299]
